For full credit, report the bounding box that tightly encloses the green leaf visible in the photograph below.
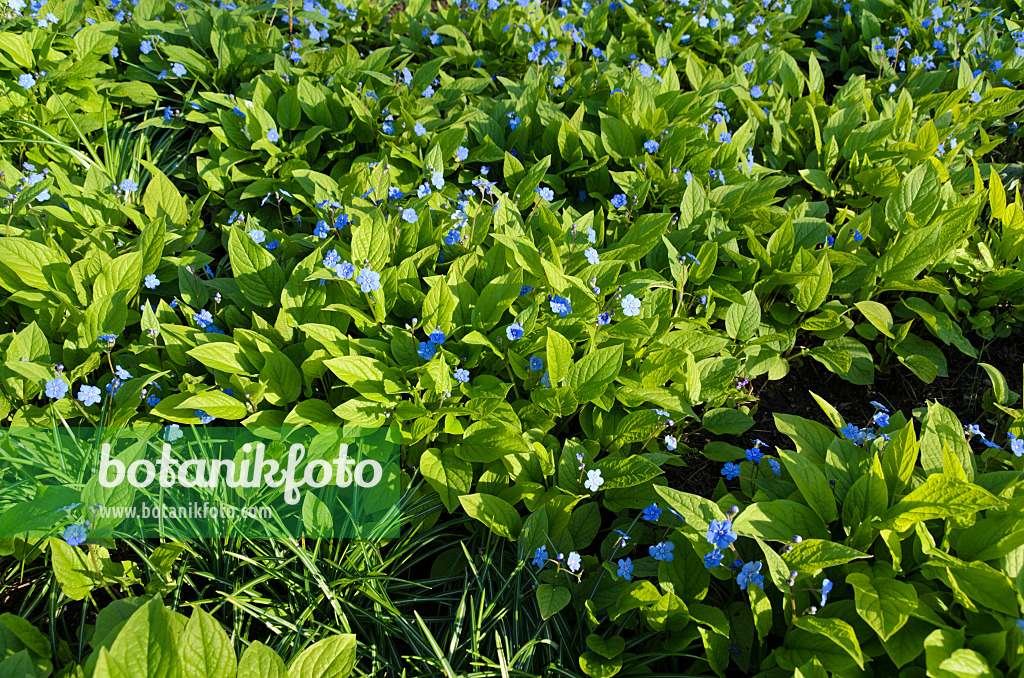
[178,391,247,420]
[701,408,754,435]
[74,20,120,59]
[793,616,864,669]
[49,538,98,601]
[228,228,285,308]
[545,328,573,385]
[180,608,236,678]
[472,269,522,331]
[237,642,287,678]
[794,256,832,313]
[421,278,457,334]
[260,351,301,406]
[600,114,636,161]
[141,161,188,227]
[778,449,838,524]
[458,494,522,540]
[457,421,531,463]
[725,291,760,342]
[733,500,830,542]
[108,598,182,678]
[287,634,357,678]
[783,540,869,573]
[845,573,917,641]
[536,584,572,620]
[599,455,662,489]
[880,475,1003,532]
[0,238,68,293]
[566,344,624,403]
[186,342,255,375]
[652,485,727,534]
[420,447,472,512]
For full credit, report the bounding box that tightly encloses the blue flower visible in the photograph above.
[402,208,418,223]
[414,122,427,136]
[745,447,763,464]
[120,178,138,192]
[549,295,572,317]
[454,368,470,383]
[455,146,469,161]
[637,62,653,78]
[532,546,548,568]
[751,84,762,98]
[869,400,889,412]
[170,62,186,77]
[63,524,88,547]
[616,557,634,580]
[540,370,551,388]
[706,519,738,549]
[335,261,355,279]
[529,356,544,371]
[821,578,833,606]
[722,462,741,480]
[45,378,68,399]
[597,312,612,325]
[642,503,661,521]
[314,220,329,238]
[584,247,600,265]
[144,274,160,289]
[536,186,554,201]
[644,140,659,153]
[140,39,152,54]
[520,285,532,296]
[195,410,215,424]
[429,329,446,344]
[417,342,436,360]
[506,323,524,341]
[194,309,213,328]
[267,128,280,143]
[611,193,628,208]
[1009,434,1024,457]
[147,395,160,406]
[1016,619,1024,638]
[18,73,36,89]
[737,561,764,590]
[566,551,581,572]
[704,548,724,568]
[649,541,674,561]
[665,435,677,451]
[77,385,101,406]
[768,458,781,476]
[356,268,381,293]
[873,411,889,427]
[971,91,982,103]
[853,229,864,242]
[621,294,641,316]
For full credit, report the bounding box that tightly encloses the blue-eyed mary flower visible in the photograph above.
[649,542,675,561]
[356,268,381,293]
[63,524,87,547]
[821,579,833,606]
[737,561,764,590]
[584,468,604,491]
[506,322,524,341]
[642,503,661,521]
[621,294,641,316]
[616,558,634,580]
[706,519,738,549]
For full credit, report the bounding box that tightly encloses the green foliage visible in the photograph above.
[2,0,1024,673]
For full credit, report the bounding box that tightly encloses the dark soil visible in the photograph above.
[670,334,1024,497]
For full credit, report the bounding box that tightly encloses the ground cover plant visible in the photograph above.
[1,0,1024,673]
